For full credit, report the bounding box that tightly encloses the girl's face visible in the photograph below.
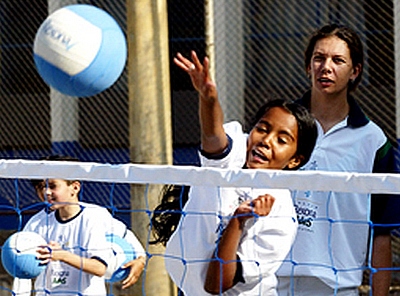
[308,36,360,97]
[246,107,302,170]
[35,179,80,210]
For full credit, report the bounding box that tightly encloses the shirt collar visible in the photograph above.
[296,89,369,128]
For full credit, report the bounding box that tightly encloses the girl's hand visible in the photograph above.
[234,194,275,226]
[173,51,217,101]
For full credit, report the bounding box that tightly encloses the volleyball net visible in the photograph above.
[0,159,400,295]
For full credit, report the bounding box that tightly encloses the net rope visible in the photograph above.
[0,159,400,296]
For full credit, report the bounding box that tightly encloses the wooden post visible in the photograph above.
[126,0,174,295]
[396,0,400,144]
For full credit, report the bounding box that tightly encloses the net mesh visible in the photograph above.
[0,160,399,295]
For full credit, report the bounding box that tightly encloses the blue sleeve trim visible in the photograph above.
[234,255,245,284]
[199,135,233,160]
[91,256,108,268]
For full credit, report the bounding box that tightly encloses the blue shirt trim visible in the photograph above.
[199,135,233,160]
[296,89,370,128]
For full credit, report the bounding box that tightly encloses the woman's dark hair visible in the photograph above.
[150,184,190,246]
[250,99,317,170]
[304,23,364,92]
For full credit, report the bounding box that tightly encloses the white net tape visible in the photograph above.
[0,159,399,193]
[1,159,400,296]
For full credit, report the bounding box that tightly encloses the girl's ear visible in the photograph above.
[286,154,304,170]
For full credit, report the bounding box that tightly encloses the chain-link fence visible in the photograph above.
[0,0,396,163]
[0,0,399,295]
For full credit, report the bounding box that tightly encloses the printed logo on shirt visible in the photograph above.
[51,270,70,287]
[57,235,71,250]
[296,160,319,231]
[236,188,252,204]
[295,199,318,232]
[299,160,318,200]
[214,188,253,242]
[307,160,318,171]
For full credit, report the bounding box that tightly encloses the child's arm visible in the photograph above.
[120,229,146,289]
[38,241,107,277]
[204,194,275,294]
[174,51,228,155]
[120,256,146,289]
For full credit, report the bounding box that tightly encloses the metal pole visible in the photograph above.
[395,1,400,146]
[205,0,215,82]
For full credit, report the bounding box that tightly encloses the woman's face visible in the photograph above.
[246,107,301,170]
[308,36,360,97]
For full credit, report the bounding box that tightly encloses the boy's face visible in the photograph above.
[246,107,302,170]
[35,179,80,210]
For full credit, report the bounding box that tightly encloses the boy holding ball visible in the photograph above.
[13,155,146,296]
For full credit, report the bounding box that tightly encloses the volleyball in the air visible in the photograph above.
[33,4,127,97]
[1,231,47,279]
[105,234,136,283]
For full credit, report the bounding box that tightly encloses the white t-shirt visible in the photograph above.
[277,117,387,293]
[165,121,298,296]
[78,203,146,259]
[13,202,145,296]
[30,204,112,296]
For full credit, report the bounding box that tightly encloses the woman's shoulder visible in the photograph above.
[362,120,388,145]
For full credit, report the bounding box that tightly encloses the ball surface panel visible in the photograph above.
[33,4,127,97]
[1,231,47,279]
[105,234,136,283]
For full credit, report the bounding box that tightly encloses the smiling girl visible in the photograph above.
[162,51,317,296]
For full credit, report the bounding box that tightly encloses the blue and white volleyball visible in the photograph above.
[105,234,136,283]
[33,4,127,97]
[1,231,47,279]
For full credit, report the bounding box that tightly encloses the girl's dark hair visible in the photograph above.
[150,184,190,246]
[151,100,317,244]
[250,99,317,170]
[304,23,364,92]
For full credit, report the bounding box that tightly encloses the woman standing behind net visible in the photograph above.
[276,23,399,296]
